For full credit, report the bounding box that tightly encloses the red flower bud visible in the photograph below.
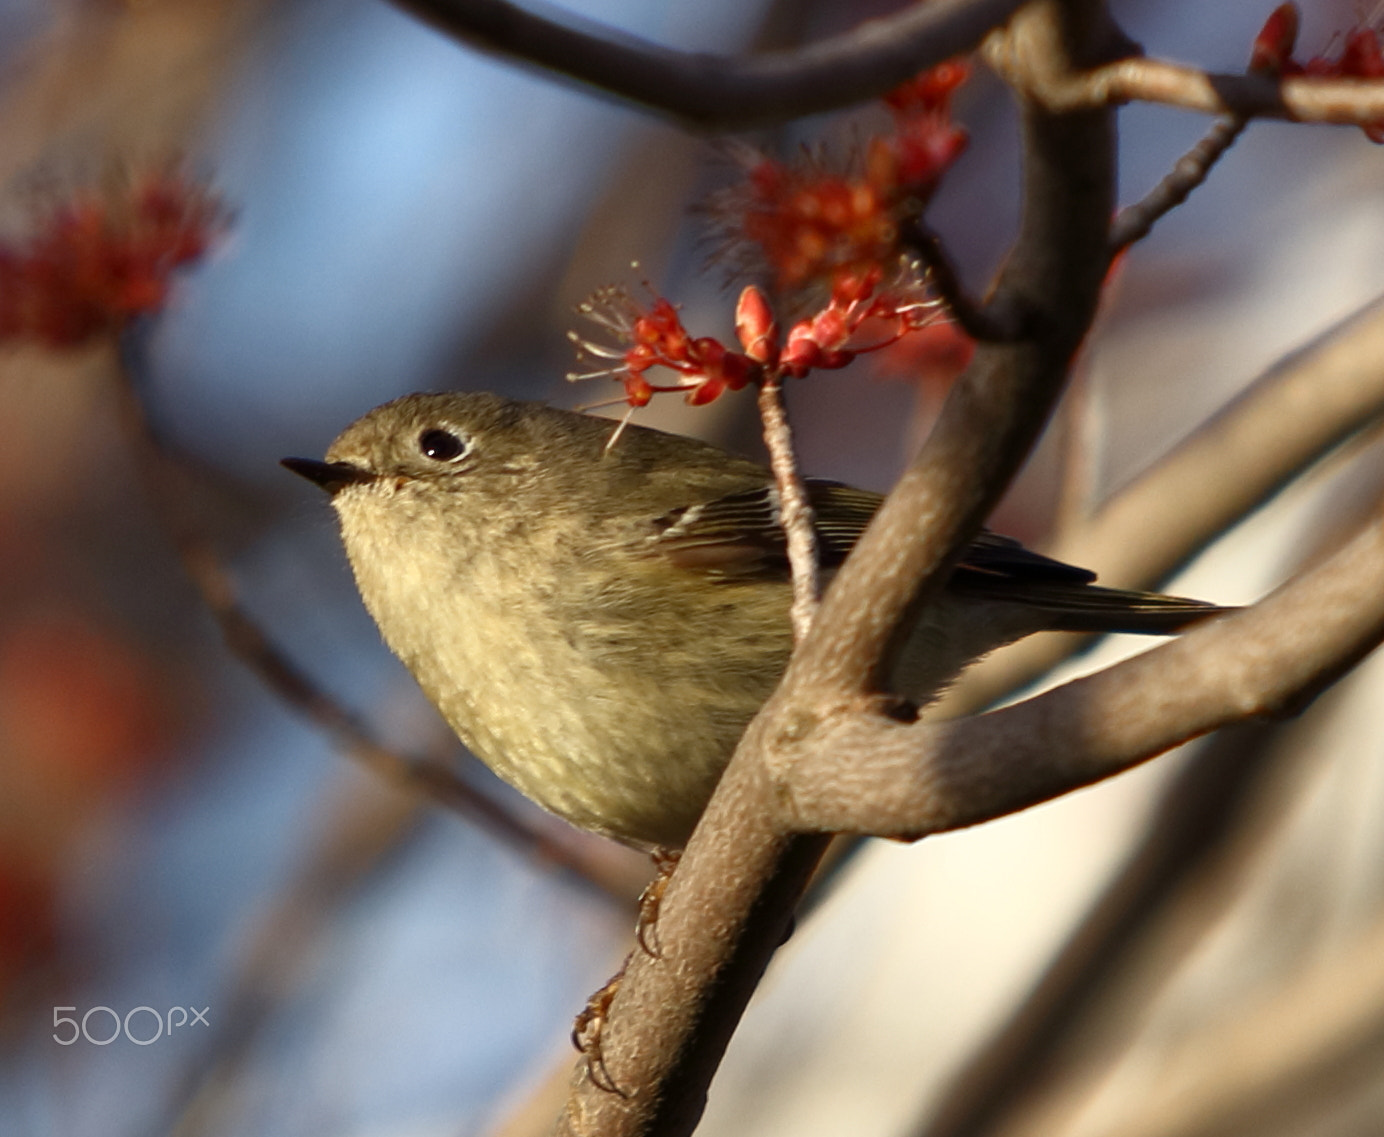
[1341,28,1384,78]
[735,285,779,365]
[1250,4,1300,74]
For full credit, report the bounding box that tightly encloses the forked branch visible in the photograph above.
[555,3,1123,1133]
[780,506,1384,837]
[945,293,1384,715]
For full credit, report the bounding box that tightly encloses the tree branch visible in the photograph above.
[1110,115,1248,252]
[780,502,1384,837]
[757,376,819,640]
[942,292,1384,715]
[985,51,1384,126]
[387,0,1029,129]
[791,10,1119,701]
[554,3,1123,1132]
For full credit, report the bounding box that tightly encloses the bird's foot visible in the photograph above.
[636,846,681,958]
[572,960,630,1096]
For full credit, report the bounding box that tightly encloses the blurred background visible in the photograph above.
[2,1,1384,1135]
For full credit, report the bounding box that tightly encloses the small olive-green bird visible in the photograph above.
[284,392,1221,849]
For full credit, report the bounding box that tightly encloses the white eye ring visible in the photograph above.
[418,427,470,462]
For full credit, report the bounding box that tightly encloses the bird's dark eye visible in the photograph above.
[418,428,469,462]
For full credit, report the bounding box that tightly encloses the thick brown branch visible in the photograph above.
[388,0,1028,129]
[555,4,1122,1133]
[944,293,1384,714]
[780,505,1384,838]
[793,43,1118,696]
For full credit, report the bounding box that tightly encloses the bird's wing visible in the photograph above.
[650,479,1223,632]
[648,479,879,575]
[650,479,1089,582]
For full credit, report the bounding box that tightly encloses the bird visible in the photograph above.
[283,391,1224,849]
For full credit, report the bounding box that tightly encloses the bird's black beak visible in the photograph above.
[281,457,375,496]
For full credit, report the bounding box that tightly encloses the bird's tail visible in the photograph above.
[997,582,1231,635]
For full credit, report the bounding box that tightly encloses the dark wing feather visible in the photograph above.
[952,531,1096,585]
[652,479,1092,582]
[650,485,791,574]
[650,480,878,576]
[649,478,1224,633]
[944,525,1221,633]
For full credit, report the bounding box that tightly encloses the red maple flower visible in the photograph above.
[878,58,971,193]
[707,60,970,294]
[570,266,946,408]
[569,61,967,410]
[0,170,225,348]
[568,285,761,407]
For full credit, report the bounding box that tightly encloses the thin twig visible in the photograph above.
[110,340,644,904]
[903,221,1028,342]
[983,50,1384,127]
[388,0,1029,129]
[1110,115,1248,252]
[757,376,818,640]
